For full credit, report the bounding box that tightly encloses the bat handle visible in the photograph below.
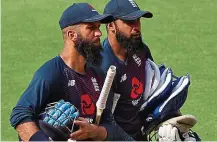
[95,108,103,125]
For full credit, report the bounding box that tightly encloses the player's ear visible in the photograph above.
[67,29,77,41]
[107,22,116,33]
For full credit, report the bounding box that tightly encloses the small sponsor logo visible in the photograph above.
[146,116,153,122]
[120,74,127,82]
[132,95,142,106]
[88,4,97,12]
[85,118,94,124]
[68,80,75,87]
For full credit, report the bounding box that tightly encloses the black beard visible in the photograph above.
[74,34,103,66]
[116,31,143,54]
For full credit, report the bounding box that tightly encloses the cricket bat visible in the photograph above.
[95,65,116,125]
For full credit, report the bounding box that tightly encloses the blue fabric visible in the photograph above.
[104,0,153,20]
[59,3,113,29]
[10,56,66,128]
[153,77,190,119]
[29,130,49,141]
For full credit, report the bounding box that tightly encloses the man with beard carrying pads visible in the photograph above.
[101,0,154,141]
[10,3,133,141]
[101,0,202,141]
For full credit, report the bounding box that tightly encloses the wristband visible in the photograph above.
[29,130,50,141]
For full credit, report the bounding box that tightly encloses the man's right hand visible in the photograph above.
[158,124,198,142]
[16,122,49,141]
[70,117,107,141]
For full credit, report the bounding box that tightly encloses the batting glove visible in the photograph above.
[158,124,200,142]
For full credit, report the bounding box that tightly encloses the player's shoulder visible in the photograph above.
[87,64,106,80]
[139,42,154,61]
[138,42,150,53]
[101,38,116,58]
[100,38,117,73]
[34,56,64,82]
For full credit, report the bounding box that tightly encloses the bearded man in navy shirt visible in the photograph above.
[10,3,134,141]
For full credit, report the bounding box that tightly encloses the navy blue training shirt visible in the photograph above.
[10,55,134,141]
[101,38,153,140]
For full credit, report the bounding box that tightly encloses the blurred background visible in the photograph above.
[2,0,217,140]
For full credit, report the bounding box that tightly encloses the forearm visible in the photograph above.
[99,102,135,140]
[101,121,135,141]
[100,108,135,141]
[16,122,39,141]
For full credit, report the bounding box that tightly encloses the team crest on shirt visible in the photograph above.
[132,54,141,67]
[91,77,100,92]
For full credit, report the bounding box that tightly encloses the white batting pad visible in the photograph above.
[143,59,161,101]
[141,64,172,111]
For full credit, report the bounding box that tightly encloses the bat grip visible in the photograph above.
[95,65,116,125]
[95,108,103,125]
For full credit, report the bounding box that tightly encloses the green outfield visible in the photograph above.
[2,0,217,140]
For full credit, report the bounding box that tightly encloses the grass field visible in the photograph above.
[2,0,217,140]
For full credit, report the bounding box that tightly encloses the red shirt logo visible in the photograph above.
[81,94,95,115]
[130,77,144,99]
